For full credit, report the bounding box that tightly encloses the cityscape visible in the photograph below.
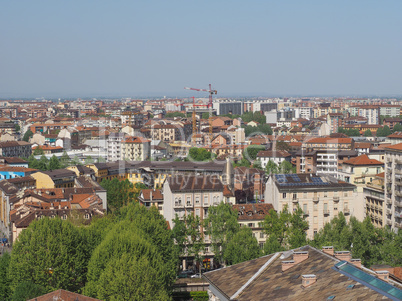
[1,1,402,301]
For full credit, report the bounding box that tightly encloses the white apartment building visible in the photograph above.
[264,174,356,239]
[384,143,402,232]
[106,132,126,162]
[121,136,151,161]
[295,107,313,120]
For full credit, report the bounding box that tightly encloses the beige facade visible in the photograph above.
[121,136,150,161]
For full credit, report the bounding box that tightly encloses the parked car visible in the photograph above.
[177,270,195,278]
[191,273,201,278]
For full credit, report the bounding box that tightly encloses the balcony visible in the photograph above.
[333,197,340,202]
[395,222,402,229]
[292,198,298,203]
[313,197,320,202]
[303,211,309,216]
[174,202,184,208]
[395,191,402,198]
[323,209,330,215]
[386,219,392,226]
[343,208,350,215]
[386,209,392,215]
[395,200,402,208]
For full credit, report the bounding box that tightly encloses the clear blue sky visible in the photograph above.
[1,0,401,98]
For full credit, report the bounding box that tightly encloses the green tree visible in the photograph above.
[84,156,94,164]
[376,125,392,137]
[96,254,170,301]
[23,129,33,142]
[241,112,266,124]
[393,123,402,133]
[37,155,49,170]
[244,124,272,136]
[33,146,44,156]
[10,281,45,301]
[48,155,61,170]
[165,112,186,118]
[363,129,372,137]
[14,123,20,132]
[100,178,135,213]
[0,252,11,300]
[28,154,40,169]
[188,147,213,162]
[276,141,290,151]
[8,218,88,293]
[224,227,261,265]
[252,160,262,170]
[243,145,265,161]
[59,151,70,168]
[204,203,239,266]
[233,157,251,168]
[279,161,296,174]
[265,160,279,174]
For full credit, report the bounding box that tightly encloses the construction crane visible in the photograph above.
[184,84,217,143]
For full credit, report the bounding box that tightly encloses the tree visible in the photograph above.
[244,124,272,136]
[263,206,308,254]
[363,129,372,137]
[276,141,290,151]
[95,254,170,301]
[0,252,11,300]
[188,147,213,162]
[37,155,49,170]
[265,160,279,174]
[243,145,265,161]
[241,112,266,124]
[279,161,296,174]
[224,227,261,265]
[8,218,88,294]
[204,203,239,266]
[252,160,262,170]
[393,123,402,133]
[14,123,20,132]
[84,156,94,164]
[233,157,251,168]
[23,129,33,142]
[165,112,185,118]
[100,178,135,213]
[376,125,392,137]
[33,146,44,156]
[10,281,45,301]
[59,151,70,168]
[48,155,61,170]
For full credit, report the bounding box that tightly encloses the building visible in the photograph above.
[0,141,32,158]
[364,172,385,228]
[31,169,77,188]
[302,137,354,151]
[256,150,291,168]
[138,188,164,215]
[28,289,102,301]
[121,136,151,161]
[384,143,402,232]
[264,174,356,238]
[233,203,273,249]
[106,132,126,162]
[213,101,243,115]
[204,245,402,301]
[349,105,380,125]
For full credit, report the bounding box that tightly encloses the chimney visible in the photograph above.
[50,203,54,210]
[282,251,309,272]
[376,271,389,282]
[351,258,362,268]
[302,274,317,288]
[150,190,152,202]
[322,246,334,256]
[334,251,352,262]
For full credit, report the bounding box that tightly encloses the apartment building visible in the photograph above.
[349,106,380,125]
[302,137,354,151]
[264,174,356,239]
[327,113,344,134]
[121,136,151,161]
[384,143,402,232]
[0,141,32,158]
[106,132,126,162]
[364,172,385,228]
[256,150,291,168]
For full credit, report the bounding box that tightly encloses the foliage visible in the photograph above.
[49,155,61,170]
[376,125,392,137]
[202,112,210,119]
[265,161,295,174]
[8,218,88,294]
[393,123,402,133]
[14,123,20,132]
[243,145,265,161]
[363,129,372,137]
[188,147,213,162]
[0,252,11,300]
[265,160,279,174]
[100,178,135,213]
[204,203,239,266]
[252,160,262,169]
[241,111,266,124]
[28,154,66,171]
[311,213,402,267]
[224,226,261,265]
[173,291,209,301]
[263,206,308,254]
[33,146,44,155]
[23,129,33,142]
[233,157,251,168]
[96,254,170,301]
[337,127,360,137]
[10,281,45,301]
[244,124,272,136]
[172,213,204,272]
[165,112,185,118]
[84,205,177,299]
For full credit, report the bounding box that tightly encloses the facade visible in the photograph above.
[384,143,402,232]
[0,141,32,158]
[256,150,291,168]
[364,172,385,228]
[138,188,164,215]
[106,132,126,162]
[31,169,77,188]
[264,174,356,239]
[121,136,151,161]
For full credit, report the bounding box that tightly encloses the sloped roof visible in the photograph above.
[167,175,223,192]
[257,150,291,158]
[343,154,383,166]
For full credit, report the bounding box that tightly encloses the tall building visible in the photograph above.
[384,143,402,232]
[106,132,126,162]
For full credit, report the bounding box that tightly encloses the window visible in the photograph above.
[293,193,297,200]
[84,213,90,219]
[62,215,67,220]
[195,196,200,205]
[259,242,265,249]
[303,204,307,213]
[186,197,191,206]
[324,191,328,197]
[204,196,209,205]
[303,192,307,198]
[260,232,265,238]
[195,209,200,217]
[313,203,318,211]
[282,193,287,199]
[248,223,254,228]
[313,216,318,224]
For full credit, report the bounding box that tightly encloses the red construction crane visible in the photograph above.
[184,84,217,141]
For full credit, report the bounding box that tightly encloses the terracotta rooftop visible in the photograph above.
[233,203,273,221]
[257,150,291,158]
[140,189,163,201]
[385,143,402,152]
[343,154,383,166]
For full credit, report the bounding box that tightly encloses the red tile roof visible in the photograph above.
[343,154,383,166]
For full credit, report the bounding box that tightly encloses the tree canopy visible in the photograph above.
[100,178,136,213]
[337,127,360,137]
[187,147,214,162]
[375,125,392,137]
[23,129,33,142]
[224,226,261,265]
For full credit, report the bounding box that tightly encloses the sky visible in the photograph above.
[1,0,402,98]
